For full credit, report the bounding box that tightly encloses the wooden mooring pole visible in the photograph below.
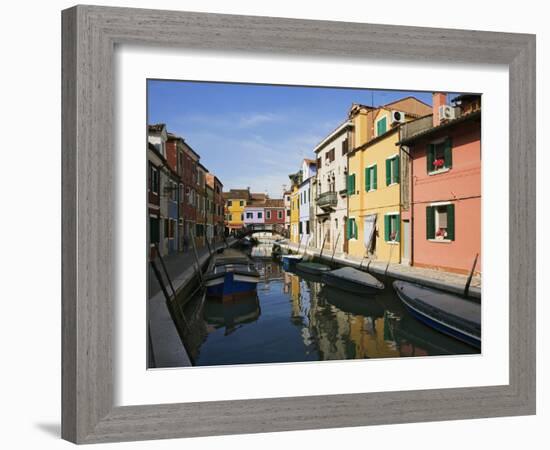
[319,230,329,260]
[464,253,479,297]
[331,232,341,264]
[190,229,204,285]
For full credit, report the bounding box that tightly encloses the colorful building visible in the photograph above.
[314,120,352,254]
[223,188,268,234]
[264,199,286,228]
[289,174,301,244]
[146,134,165,260]
[243,204,265,225]
[206,174,224,243]
[347,97,432,263]
[283,190,291,235]
[179,139,199,251]
[298,159,317,247]
[224,189,248,233]
[195,162,208,247]
[397,93,481,274]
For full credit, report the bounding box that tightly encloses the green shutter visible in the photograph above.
[365,167,370,191]
[447,204,455,240]
[427,144,434,173]
[394,157,400,183]
[395,214,401,242]
[444,138,453,169]
[426,206,435,239]
[346,218,350,239]
[385,159,391,186]
[347,174,355,195]
[384,215,390,241]
[377,117,387,136]
[373,165,377,189]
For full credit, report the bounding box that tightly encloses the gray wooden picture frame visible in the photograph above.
[61,4,536,444]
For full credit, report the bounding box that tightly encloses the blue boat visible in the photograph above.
[281,254,303,271]
[204,249,260,301]
[393,280,481,349]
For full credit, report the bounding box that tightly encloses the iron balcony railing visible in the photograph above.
[316,191,337,209]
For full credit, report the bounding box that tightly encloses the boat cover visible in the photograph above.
[324,267,384,290]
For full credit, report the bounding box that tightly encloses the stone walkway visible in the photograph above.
[280,241,481,299]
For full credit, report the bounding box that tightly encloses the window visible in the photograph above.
[346,218,358,239]
[347,173,356,195]
[258,212,263,219]
[384,214,400,242]
[229,214,233,222]
[149,216,159,245]
[365,165,377,191]
[227,200,233,207]
[266,210,271,219]
[426,204,455,241]
[278,210,283,219]
[306,221,310,234]
[386,156,400,185]
[170,181,177,201]
[246,212,253,219]
[239,200,244,207]
[240,213,244,221]
[376,116,387,136]
[342,138,349,155]
[326,148,335,163]
[286,209,290,217]
[149,165,159,194]
[427,138,453,173]
[299,221,303,234]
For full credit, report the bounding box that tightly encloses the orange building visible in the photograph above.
[398,93,481,275]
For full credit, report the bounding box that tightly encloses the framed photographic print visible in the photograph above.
[62,4,536,444]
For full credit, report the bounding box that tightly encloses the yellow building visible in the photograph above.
[347,97,431,263]
[289,184,300,244]
[224,189,248,233]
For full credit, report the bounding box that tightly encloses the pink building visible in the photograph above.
[398,93,481,275]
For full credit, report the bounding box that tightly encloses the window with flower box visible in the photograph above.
[426,204,455,241]
[384,213,400,242]
[427,138,453,173]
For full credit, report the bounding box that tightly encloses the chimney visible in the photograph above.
[432,92,447,127]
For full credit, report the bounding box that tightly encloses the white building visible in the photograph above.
[298,159,317,247]
[283,190,291,234]
[314,120,353,254]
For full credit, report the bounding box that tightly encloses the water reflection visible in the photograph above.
[180,256,479,366]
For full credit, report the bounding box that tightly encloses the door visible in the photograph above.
[402,220,411,265]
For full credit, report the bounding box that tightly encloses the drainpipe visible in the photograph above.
[400,144,414,266]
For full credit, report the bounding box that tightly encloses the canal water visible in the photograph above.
[180,243,479,366]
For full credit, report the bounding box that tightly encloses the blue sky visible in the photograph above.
[148,80,442,198]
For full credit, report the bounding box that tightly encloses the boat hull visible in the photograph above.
[206,272,259,301]
[394,282,481,349]
[295,261,331,275]
[322,272,383,295]
[282,255,302,271]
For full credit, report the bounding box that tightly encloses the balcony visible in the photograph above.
[316,191,337,211]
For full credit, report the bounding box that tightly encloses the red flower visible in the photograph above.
[433,158,445,169]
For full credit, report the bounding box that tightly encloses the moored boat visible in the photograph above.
[282,254,303,271]
[393,280,481,349]
[322,267,384,294]
[295,261,331,275]
[204,249,260,301]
